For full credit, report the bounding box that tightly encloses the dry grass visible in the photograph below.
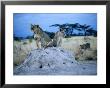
[13,39,37,66]
[13,36,97,67]
[61,36,97,60]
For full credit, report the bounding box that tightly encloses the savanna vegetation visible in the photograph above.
[13,23,97,67]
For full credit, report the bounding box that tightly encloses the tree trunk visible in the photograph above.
[84,29,86,36]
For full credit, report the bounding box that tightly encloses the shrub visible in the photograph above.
[23,42,27,45]
[29,38,33,43]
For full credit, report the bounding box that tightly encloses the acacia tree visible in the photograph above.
[50,23,94,37]
[50,23,81,37]
[50,24,67,28]
[86,27,97,36]
[67,23,81,36]
[50,24,67,36]
[79,24,91,36]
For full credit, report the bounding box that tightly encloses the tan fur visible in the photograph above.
[31,24,51,48]
[53,28,65,47]
[45,28,65,48]
[31,24,65,48]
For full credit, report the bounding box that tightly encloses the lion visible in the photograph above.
[31,24,51,48]
[52,28,65,47]
[45,28,65,48]
[31,24,65,48]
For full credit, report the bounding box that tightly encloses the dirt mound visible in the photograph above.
[14,47,96,75]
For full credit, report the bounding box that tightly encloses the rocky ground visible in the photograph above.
[14,47,97,75]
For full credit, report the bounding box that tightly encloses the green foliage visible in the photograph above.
[29,38,33,43]
[65,36,71,38]
[26,35,33,39]
[23,42,27,45]
[50,23,97,37]
[14,37,21,42]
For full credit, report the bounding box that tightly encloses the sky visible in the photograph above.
[14,13,97,37]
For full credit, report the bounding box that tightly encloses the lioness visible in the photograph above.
[45,28,65,48]
[31,24,51,48]
[31,24,65,48]
[53,28,65,47]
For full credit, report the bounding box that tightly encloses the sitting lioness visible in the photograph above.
[31,24,51,48]
[45,28,65,48]
[31,24,65,48]
[53,28,65,47]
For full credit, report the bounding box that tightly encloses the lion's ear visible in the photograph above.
[34,24,39,28]
[36,25,39,28]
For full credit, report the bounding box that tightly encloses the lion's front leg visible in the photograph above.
[36,41,41,49]
[57,37,62,47]
[34,34,42,49]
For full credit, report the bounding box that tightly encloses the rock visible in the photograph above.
[14,47,78,75]
[14,47,97,75]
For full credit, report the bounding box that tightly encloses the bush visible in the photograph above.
[65,36,71,38]
[14,36,23,42]
[14,38,21,42]
[23,42,27,45]
[85,57,94,60]
[29,38,33,43]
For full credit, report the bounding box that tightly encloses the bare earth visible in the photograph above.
[14,47,97,75]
